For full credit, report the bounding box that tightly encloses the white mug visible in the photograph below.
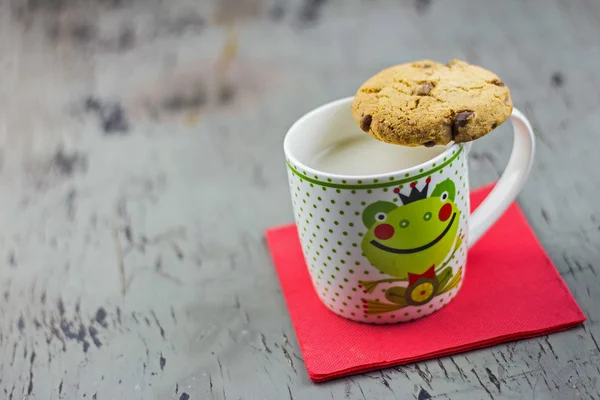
[284,97,535,324]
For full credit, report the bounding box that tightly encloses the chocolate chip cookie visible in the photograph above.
[352,59,513,146]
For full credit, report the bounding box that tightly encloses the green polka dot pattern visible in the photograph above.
[287,145,468,324]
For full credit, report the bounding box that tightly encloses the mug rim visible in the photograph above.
[283,96,461,181]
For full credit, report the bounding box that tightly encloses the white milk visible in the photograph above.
[309,134,447,176]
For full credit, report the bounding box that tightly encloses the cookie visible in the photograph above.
[352,59,513,146]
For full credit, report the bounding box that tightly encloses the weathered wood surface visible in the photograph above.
[1,0,600,398]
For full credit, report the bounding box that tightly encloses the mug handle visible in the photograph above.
[467,107,536,248]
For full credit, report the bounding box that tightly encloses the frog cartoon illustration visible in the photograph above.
[359,177,464,315]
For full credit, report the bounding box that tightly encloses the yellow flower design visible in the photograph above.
[411,282,435,303]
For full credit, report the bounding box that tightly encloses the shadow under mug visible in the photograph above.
[284,97,535,324]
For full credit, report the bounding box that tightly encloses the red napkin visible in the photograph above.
[266,184,585,382]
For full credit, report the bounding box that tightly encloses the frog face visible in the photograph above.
[361,178,460,279]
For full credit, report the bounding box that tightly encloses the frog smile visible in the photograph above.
[370,213,457,254]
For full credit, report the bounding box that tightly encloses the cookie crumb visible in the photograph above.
[360,115,372,132]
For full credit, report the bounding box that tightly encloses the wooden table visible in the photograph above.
[2,0,600,398]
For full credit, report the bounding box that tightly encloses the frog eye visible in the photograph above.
[440,191,449,202]
[375,212,387,222]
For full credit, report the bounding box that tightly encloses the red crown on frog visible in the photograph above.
[393,177,431,205]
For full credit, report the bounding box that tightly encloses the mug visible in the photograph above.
[284,97,535,324]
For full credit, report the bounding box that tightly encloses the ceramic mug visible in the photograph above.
[284,97,535,324]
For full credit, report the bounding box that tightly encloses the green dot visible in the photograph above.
[324,238,328,242]
[332,249,337,253]
[330,274,335,279]
[342,180,347,184]
[334,221,339,225]
[374,179,379,183]
[322,263,327,267]
[355,261,361,266]
[343,232,348,236]
[358,232,363,237]
[337,241,342,245]
[405,173,409,177]
[346,251,351,255]
[310,184,314,187]
[319,245,323,249]
[300,207,303,211]
[364,271,370,275]
[361,201,366,206]
[367,189,372,194]
[352,243,357,247]
[358,180,363,184]
[327,281,331,284]
[393,198,398,202]
[328,229,333,233]
[322,187,326,191]
[330,200,335,204]
[314,175,318,179]
[354,212,360,216]
[339,211,344,215]
[327,178,332,182]
[345,201,351,206]
[309,213,313,217]
[335,267,340,271]
[321,217,325,222]
[383,188,388,192]
[351,190,356,194]
[316,225,320,229]
[400,184,404,189]
[312,233,316,237]
[327,256,332,260]
[313,205,317,209]
[389,177,395,181]
[317,197,322,201]
[444,157,447,161]
[325,208,330,212]
[450,163,453,167]
[305,219,309,223]
[344,278,349,282]
[341,260,346,264]
[336,189,341,193]
[419,169,424,173]
[349,269,354,273]
[433,163,436,167]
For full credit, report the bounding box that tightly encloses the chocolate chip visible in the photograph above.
[423,141,435,147]
[413,82,433,96]
[491,122,498,129]
[489,79,505,87]
[452,111,474,138]
[360,115,372,132]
